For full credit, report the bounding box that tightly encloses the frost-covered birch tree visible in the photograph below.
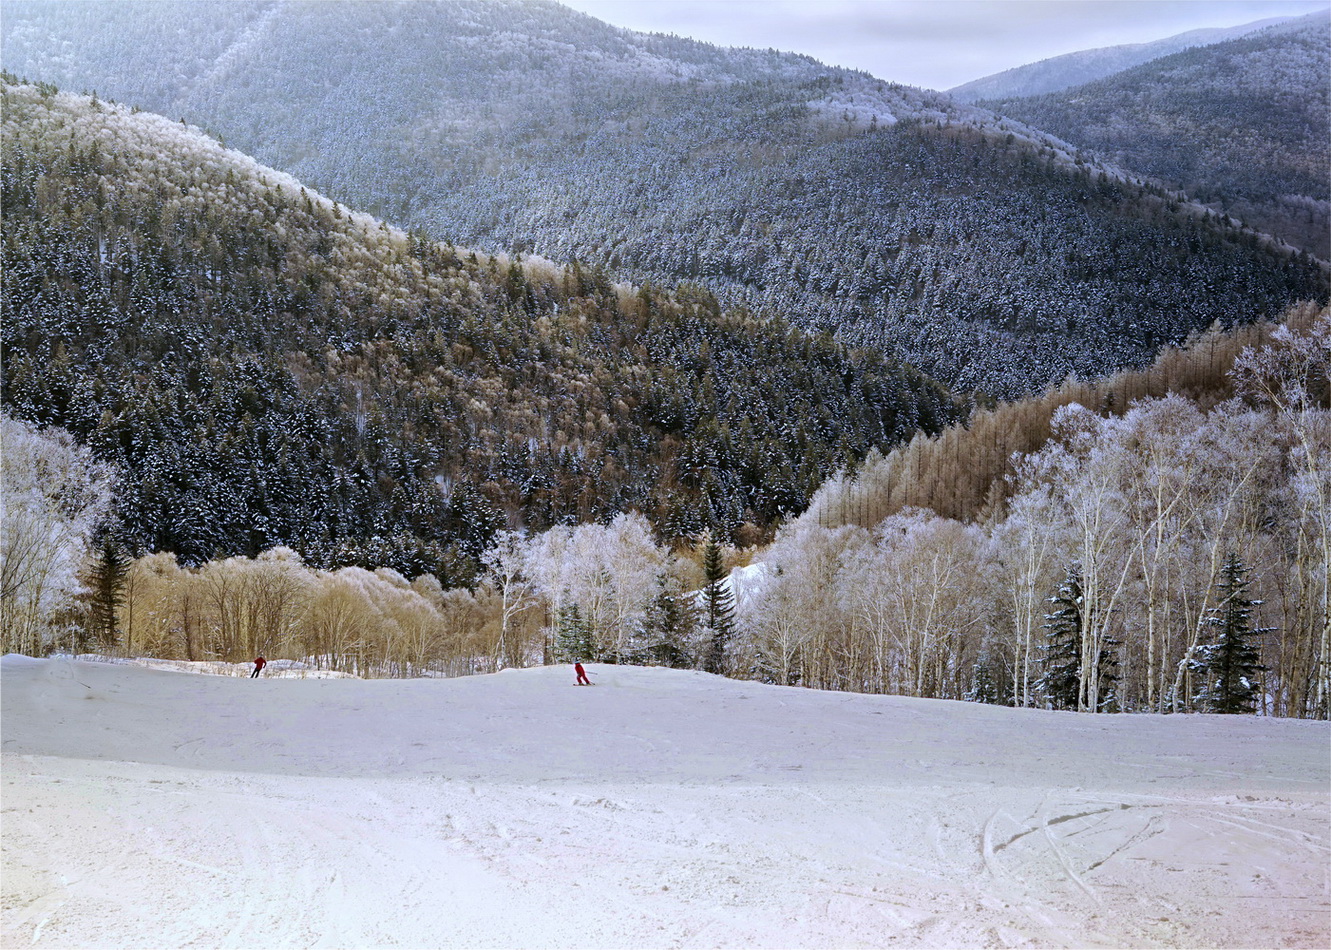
[1164,404,1281,712]
[482,530,539,669]
[989,488,1064,707]
[1232,314,1330,717]
[867,512,987,700]
[1,416,114,654]
[1014,406,1135,712]
[521,513,668,662]
[1116,396,1210,712]
[749,524,862,690]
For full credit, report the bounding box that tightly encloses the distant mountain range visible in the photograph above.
[3,0,1324,399]
[949,15,1297,101]
[979,13,1331,261]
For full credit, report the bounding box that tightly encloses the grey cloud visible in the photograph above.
[563,0,1330,89]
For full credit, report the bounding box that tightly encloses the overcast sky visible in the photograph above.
[559,0,1330,90]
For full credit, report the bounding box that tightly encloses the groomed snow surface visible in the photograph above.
[2,655,1328,949]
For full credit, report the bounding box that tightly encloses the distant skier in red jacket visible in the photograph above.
[251,656,266,678]
[574,662,591,685]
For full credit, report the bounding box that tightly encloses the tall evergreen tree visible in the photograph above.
[553,600,593,664]
[638,572,696,668]
[701,535,737,675]
[1036,564,1085,710]
[1036,564,1121,711]
[965,656,1003,705]
[85,537,129,648]
[1092,627,1122,713]
[1193,553,1270,714]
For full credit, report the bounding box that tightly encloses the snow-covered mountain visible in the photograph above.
[3,654,1328,947]
[3,0,1324,397]
[979,12,1331,260]
[949,15,1297,101]
[2,78,960,565]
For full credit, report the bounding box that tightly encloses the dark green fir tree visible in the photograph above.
[1036,564,1121,711]
[1091,624,1122,713]
[85,537,130,649]
[1036,564,1085,710]
[701,535,736,675]
[638,572,696,668]
[1193,553,1270,714]
[966,656,1003,705]
[553,599,593,663]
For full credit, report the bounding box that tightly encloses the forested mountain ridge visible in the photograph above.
[798,302,1329,532]
[2,0,1325,398]
[0,80,957,580]
[949,15,1295,102]
[981,13,1331,260]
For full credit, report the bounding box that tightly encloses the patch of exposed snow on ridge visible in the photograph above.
[808,96,898,128]
[728,560,772,612]
[691,560,771,615]
[197,3,282,89]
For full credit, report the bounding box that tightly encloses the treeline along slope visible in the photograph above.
[949,15,1297,101]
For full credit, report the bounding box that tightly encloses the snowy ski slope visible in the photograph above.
[2,655,1327,948]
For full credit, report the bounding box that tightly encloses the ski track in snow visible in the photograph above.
[2,656,1328,949]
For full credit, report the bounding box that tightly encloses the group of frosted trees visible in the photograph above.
[738,320,1327,717]
[99,548,509,678]
[0,415,113,655]
[0,426,740,677]
[488,516,731,671]
[128,519,732,680]
[2,317,1324,716]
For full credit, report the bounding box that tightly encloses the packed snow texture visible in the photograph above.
[2,655,1328,948]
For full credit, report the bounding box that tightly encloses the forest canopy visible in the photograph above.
[0,80,955,583]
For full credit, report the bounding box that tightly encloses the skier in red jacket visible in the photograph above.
[574,662,591,685]
[251,656,266,678]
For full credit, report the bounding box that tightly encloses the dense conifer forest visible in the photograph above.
[3,0,1326,397]
[982,13,1331,260]
[0,80,955,581]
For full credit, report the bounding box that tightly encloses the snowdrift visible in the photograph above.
[3,655,1328,948]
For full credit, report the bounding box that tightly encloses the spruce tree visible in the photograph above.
[1093,626,1122,713]
[85,537,129,649]
[1036,564,1121,711]
[1193,553,1269,714]
[965,658,1003,705]
[638,573,695,668]
[1036,564,1084,710]
[701,535,736,675]
[553,601,593,663]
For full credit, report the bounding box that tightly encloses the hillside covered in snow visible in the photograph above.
[981,13,1331,260]
[3,655,1328,948]
[3,0,1325,396]
[948,15,1297,101]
